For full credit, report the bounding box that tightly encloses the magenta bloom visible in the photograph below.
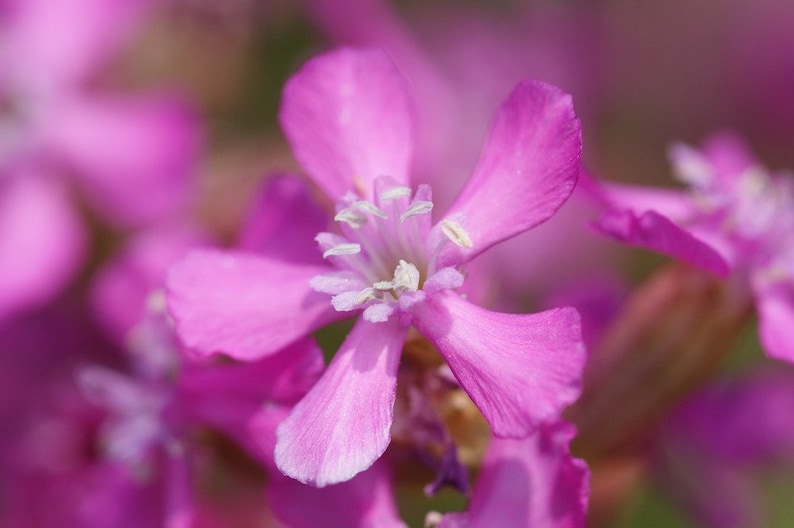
[431,422,589,528]
[0,0,198,320]
[591,133,794,362]
[654,366,794,528]
[267,460,406,528]
[167,47,586,486]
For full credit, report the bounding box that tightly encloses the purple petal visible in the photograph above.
[446,422,589,528]
[45,96,199,226]
[594,209,731,277]
[180,337,324,468]
[280,47,414,201]
[0,173,86,319]
[596,182,700,223]
[662,366,794,465]
[180,336,325,414]
[4,0,145,86]
[654,366,794,528]
[275,317,407,486]
[238,174,329,265]
[754,282,794,362]
[90,223,210,342]
[267,460,406,528]
[440,80,582,265]
[412,292,585,437]
[166,249,340,360]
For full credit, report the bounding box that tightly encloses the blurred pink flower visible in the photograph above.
[591,133,794,362]
[0,0,199,320]
[654,365,794,528]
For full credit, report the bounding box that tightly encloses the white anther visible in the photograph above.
[392,260,420,291]
[400,200,434,222]
[441,219,473,248]
[354,200,387,219]
[354,287,378,304]
[379,186,412,200]
[334,207,368,228]
[322,243,361,258]
[373,280,394,291]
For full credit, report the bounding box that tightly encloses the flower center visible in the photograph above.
[310,177,469,323]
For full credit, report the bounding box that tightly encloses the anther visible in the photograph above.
[379,186,412,201]
[334,207,368,228]
[354,200,387,219]
[322,243,362,258]
[441,219,473,248]
[400,200,434,222]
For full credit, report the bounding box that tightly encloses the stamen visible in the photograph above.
[354,200,387,219]
[380,186,412,200]
[322,243,361,258]
[400,200,434,222]
[373,280,394,291]
[334,207,368,228]
[441,219,473,248]
[354,287,378,305]
[392,260,420,291]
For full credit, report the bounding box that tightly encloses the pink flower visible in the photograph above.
[590,132,794,362]
[267,460,407,528]
[0,0,199,320]
[430,421,589,528]
[654,366,794,528]
[167,47,586,486]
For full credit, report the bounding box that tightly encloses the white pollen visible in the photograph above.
[400,200,434,222]
[354,200,387,218]
[373,280,394,291]
[322,243,361,258]
[441,219,474,248]
[354,287,378,305]
[392,260,420,291]
[379,186,412,200]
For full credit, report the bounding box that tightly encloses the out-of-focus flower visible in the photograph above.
[654,365,794,528]
[428,421,589,528]
[590,133,794,362]
[0,0,199,321]
[267,459,407,528]
[167,47,586,487]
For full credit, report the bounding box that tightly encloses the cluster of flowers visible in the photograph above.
[2,0,794,527]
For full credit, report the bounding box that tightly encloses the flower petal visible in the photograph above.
[439,80,582,265]
[0,173,86,320]
[654,366,794,528]
[444,422,589,528]
[238,174,329,265]
[593,208,731,277]
[275,317,407,486]
[180,337,325,468]
[45,96,199,226]
[280,47,414,201]
[4,0,144,86]
[267,460,406,528]
[166,249,340,360]
[412,292,585,437]
[90,223,210,342]
[753,282,794,362]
